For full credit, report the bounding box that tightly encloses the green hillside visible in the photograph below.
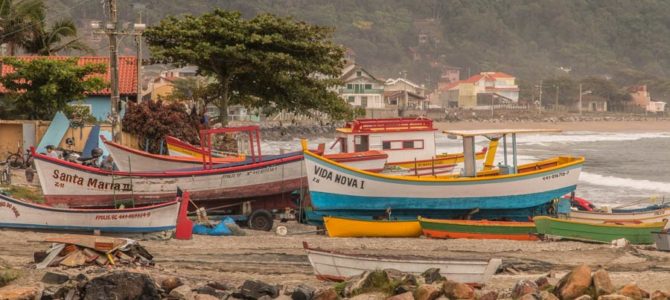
[51,0,670,98]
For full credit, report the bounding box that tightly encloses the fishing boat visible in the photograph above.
[102,136,245,172]
[0,189,188,233]
[330,118,488,175]
[33,127,305,214]
[302,129,584,224]
[533,216,666,245]
[303,242,501,284]
[419,217,538,241]
[323,216,421,237]
[568,207,670,229]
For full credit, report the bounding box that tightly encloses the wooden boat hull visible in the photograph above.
[166,136,223,158]
[33,151,305,208]
[0,192,184,233]
[419,217,538,241]
[385,150,486,176]
[534,216,665,245]
[303,242,501,284]
[569,208,670,229]
[304,150,583,223]
[103,137,244,172]
[323,216,421,237]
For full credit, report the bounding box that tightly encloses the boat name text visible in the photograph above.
[95,212,151,220]
[52,170,132,191]
[542,170,569,181]
[313,166,365,189]
[0,201,20,217]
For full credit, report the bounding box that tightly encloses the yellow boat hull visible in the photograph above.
[389,151,486,170]
[323,216,422,238]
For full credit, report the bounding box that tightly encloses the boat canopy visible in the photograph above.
[337,118,436,134]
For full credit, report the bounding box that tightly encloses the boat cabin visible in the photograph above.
[332,118,437,163]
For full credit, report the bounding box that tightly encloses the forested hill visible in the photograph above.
[53,0,670,96]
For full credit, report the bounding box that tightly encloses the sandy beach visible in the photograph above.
[435,120,670,132]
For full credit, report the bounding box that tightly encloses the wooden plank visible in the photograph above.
[44,234,126,252]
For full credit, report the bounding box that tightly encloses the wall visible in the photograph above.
[0,123,24,160]
[364,108,398,119]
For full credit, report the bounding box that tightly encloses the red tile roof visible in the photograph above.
[0,56,137,96]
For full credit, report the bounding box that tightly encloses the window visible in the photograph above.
[356,71,362,77]
[403,141,414,149]
[364,84,372,89]
[389,98,398,105]
[361,96,368,108]
[347,96,355,103]
[382,141,391,150]
[381,140,424,150]
[347,84,353,89]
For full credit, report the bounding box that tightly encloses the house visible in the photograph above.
[440,72,519,108]
[151,76,177,100]
[339,64,385,109]
[629,85,666,113]
[384,78,428,110]
[579,95,608,112]
[0,56,138,121]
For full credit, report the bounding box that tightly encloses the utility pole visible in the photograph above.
[134,4,145,103]
[538,80,543,111]
[555,85,560,110]
[107,0,120,141]
[579,83,583,115]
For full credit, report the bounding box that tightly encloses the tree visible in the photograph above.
[22,17,91,55]
[122,100,201,154]
[0,0,44,55]
[0,57,106,120]
[580,76,632,111]
[145,9,352,125]
[167,76,220,110]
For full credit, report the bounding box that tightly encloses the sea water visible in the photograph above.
[264,131,670,207]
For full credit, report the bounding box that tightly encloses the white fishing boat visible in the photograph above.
[303,242,502,285]
[569,206,670,229]
[0,190,187,233]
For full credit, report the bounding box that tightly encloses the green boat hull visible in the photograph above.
[419,218,538,240]
[534,217,664,245]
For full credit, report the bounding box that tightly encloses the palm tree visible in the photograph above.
[22,18,92,55]
[0,0,44,55]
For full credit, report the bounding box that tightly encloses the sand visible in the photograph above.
[435,120,670,132]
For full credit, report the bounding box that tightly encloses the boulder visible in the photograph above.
[161,276,184,293]
[82,271,161,300]
[400,274,418,287]
[512,280,539,298]
[421,269,444,284]
[0,285,40,300]
[41,271,70,285]
[573,295,591,300]
[207,281,236,291]
[313,287,338,300]
[519,293,540,300]
[618,283,649,300]
[194,285,230,299]
[234,280,280,300]
[170,285,194,300]
[195,295,220,300]
[442,280,474,300]
[344,270,391,297]
[413,284,441,300]
[394,285,413,295]
[554,265,592,300]
[539,290,559,300]
[598,295,633,300]
[652,290,670,300]
[535,277,550,290]
[387,291,414,300]
[40,283,79,300]
[291,284,315,300]
[478,291,498,300]
[592,269,614,297]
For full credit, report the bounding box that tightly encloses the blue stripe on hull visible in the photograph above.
[305,203,557,225]
[309,185,576,211]
[0,223,175,233]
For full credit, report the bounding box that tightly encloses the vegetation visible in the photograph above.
[0,57,106,120]
[144,9,351,125]
[0,185,44,202]
[122,100,201,154]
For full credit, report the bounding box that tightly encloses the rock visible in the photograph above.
[0,285,40,300]
[82,271,161,300]
[652,290,670,300]
[235,280,280,299]
[592,269,615,297]
[573,295,591,300]
[170,285,195,300]
[535,277,550,290]
[348,292,386,300]
[40,283,79,300]
[344,270,391,297]
[539,290,559,300]
[41,271,70,285]
[478,291,498,300]
[512,280,539,298]
[421,269,444,284]
[618,283,649,300]
[387,291,414,300]
[413,284,441,300]
[195,294,220,300]
[400,274,418,286]
[442,280,474,300]
[161,276,184,293]
[519,293,540,300]
[313,287,338,300]
[291,284,315,300]
[598,295,633,300]
[554,264,592,300]
[207,281,236,291]
[394,285,413,295]
[194,285,230,299]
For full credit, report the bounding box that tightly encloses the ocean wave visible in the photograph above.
[580,171,670,194]
[520,131,670,146]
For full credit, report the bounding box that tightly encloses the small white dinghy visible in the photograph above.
[302,242,501,285]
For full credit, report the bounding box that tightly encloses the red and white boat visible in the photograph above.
[331,118,487,175]
[33,127,306,210]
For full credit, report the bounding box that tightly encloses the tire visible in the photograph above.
[248,209,274,231]
[6,154,23,169]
